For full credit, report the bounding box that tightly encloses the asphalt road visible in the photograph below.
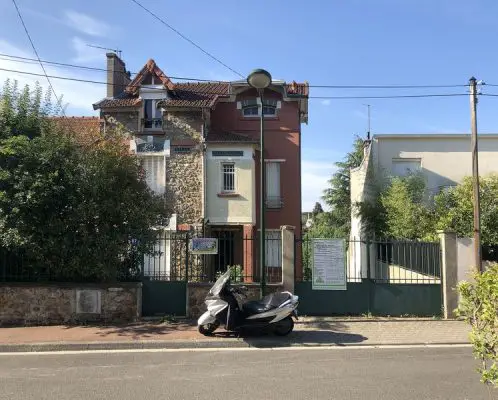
[0,347,493,400]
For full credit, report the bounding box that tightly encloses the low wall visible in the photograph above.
[188,283,284,318]
[0,282,142,326]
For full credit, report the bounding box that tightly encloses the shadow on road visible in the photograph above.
[210,321,367,348]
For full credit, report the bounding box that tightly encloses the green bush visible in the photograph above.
[457,263,498,388]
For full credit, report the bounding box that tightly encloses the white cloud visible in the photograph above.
[71,37,104,64]
[321,99,331,106]
[64,10,112,37]
[0,39,104,115]
[301,160,337,212]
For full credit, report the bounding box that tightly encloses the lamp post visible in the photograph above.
[247,68,272,298]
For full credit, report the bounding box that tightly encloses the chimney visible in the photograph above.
[106,52,130,98]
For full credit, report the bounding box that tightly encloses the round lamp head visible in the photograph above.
[247,69,272,89]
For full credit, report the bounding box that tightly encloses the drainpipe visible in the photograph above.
[201,119,207,236]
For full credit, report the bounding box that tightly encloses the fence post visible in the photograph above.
[185,232,190,282]
[438,230,458,319]
[281,225,295,293]
[365,238,372,315]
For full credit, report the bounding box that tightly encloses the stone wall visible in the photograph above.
[188,283,284,318]
[102,111,140,135]
[0,283,142,326]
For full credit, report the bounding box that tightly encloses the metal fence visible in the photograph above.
[299,237,441,284]
[143,232,282,284]
[1,233,284,284]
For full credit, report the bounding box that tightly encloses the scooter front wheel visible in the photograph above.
[273,316,294,336]
[198,321,220,336]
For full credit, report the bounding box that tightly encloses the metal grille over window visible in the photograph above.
[266,161,282,208]
[241,99,277,116]
[222,163,235,192]
[141,155,166,195]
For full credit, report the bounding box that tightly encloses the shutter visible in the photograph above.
[266,162,281,206]
[142,155,166,195]
[265,231,282,267]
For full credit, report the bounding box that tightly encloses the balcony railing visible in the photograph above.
[142,118,163,130]
[266,196,283,209]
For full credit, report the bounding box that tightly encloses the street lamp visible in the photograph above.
[247,69,272,298]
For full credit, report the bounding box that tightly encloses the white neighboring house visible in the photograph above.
[349,133,498,279]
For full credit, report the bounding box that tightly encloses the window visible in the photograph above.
[266,161,282,208]
[241,99,278,117]
[143,99,162,129]
[140,155,166,195]
[265,230,282,268]
[392,159,421,177]
[222,163,235,193]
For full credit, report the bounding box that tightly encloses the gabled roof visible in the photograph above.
[93,92,142,110]
[125,59,175,94]
[159,82,230,108]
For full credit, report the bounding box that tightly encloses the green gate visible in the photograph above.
[141,233,189,317]
[296,239,443,317]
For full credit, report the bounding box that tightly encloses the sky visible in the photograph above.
[2,0,498,211]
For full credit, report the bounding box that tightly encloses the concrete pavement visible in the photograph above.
[0,347,490,399]
[0,319,471,352]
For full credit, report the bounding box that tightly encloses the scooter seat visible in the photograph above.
[242,292,293,316]
[242,300,273,315]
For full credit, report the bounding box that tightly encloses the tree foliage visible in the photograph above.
[0,80,171,282]
[312,202,324,216]
[433,175,498,246]
[457,264,498,388]
[310,137,364,239]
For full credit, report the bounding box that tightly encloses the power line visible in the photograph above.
[11,0,65,116]
[130,0,244,79]
[0,53,479,90]
[0,67,483,100]
[0,53,220,82]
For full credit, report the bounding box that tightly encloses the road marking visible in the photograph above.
[0,343,472,356]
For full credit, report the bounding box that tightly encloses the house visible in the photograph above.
[349,133,498,278]
[92,53,309,282]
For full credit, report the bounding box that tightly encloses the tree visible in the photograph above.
[457,264,498,388]
[434,174,498,245]
[320,136,365,237]
[379,173,434,240]
[312,202,324,216]
[0,81,171,281]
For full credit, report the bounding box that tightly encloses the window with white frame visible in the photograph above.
[222,163,236,193]
[143,99,162,129]
[266,161,282,208]
[392,159,421,177]
[140,155,166,195]
[265,230,282,267]
[241,99,278,117]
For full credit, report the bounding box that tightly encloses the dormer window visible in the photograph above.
[241,99,278,117]
[143,99,162,130]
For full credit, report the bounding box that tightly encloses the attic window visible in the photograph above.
[241,99,278,117]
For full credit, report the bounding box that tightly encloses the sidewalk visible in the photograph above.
[0,318,471,352]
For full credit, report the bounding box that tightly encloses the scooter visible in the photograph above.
[197,268,299,336]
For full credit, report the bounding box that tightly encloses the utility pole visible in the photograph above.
[469,77,482,272]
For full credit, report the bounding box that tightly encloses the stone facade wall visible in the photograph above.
[102,111,140,135]
[188,283,284,318]
[0,283,142,327]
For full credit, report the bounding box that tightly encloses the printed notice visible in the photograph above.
[312,239,347,290]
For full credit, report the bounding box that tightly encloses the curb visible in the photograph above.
[0,339,471,353]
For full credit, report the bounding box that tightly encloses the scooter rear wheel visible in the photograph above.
[198,321,219,336]
[273,316,294,336]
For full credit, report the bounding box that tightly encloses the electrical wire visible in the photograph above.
[0,67,483,100]
[130,0,244,79]
[11,0,65,116]
[0,53,479,90]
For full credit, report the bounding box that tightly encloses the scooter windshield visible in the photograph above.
[208,269,231,297]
